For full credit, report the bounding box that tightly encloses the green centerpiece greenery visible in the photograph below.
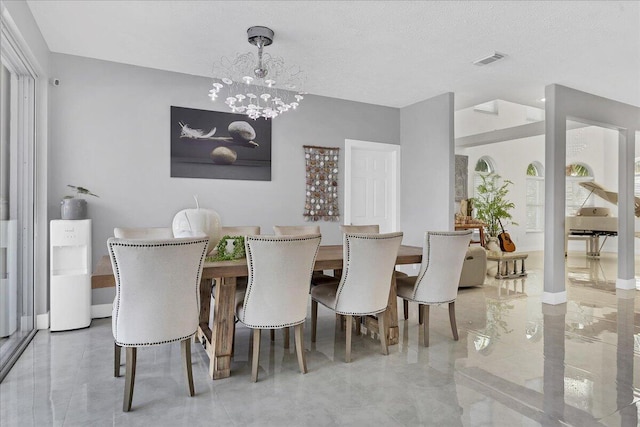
[471,172,516,239]
[207,235,246,261]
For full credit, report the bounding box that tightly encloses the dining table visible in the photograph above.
[92,244,422,380]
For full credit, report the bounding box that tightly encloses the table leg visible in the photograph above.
[383,271,399,346]
[211,276,236,379]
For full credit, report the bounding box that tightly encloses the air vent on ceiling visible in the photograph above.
[473,52,506,66]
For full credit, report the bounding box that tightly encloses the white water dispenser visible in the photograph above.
[50,219,91,331]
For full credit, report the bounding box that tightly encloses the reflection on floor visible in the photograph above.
[1,251,639,426]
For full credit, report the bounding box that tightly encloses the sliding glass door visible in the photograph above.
[0,21,37,381]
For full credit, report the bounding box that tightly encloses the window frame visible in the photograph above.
[526,162,544,232]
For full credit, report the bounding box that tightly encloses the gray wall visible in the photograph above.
[48,53,400,305]
[400,93,455,247]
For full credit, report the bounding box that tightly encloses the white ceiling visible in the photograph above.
[26,1,640,110]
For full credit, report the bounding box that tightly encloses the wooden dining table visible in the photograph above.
[92,244,422,380]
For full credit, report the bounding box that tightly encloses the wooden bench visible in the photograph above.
[486,252,528,279]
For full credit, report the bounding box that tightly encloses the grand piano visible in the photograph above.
[565,181,640,257]
[566,206,617,257]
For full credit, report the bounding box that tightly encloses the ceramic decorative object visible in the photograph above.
[60,198,87,220]
[486,237,502,256]
[172,195,221,255]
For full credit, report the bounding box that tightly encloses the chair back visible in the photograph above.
[114,227,174,239]
[239,234,321,328]
[340,224,379,233]
[221,226,260,236]
[108,237,209,346]
[334,232,403,315]
[412,231,472,303]
[273,225,320,235]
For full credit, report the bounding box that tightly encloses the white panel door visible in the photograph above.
[345,140,400,232]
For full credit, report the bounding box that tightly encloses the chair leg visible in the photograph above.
[251,329,261,382]
[311,300,318,343]
[345,314,353,363]
[403,300,409,320]
[418,304,424,325]
[354,316,360,336]
[231,320,236,358]
[294,323,307,374]
[284,327,290,349]
[114,343,121,377]
[181,338,195,397]
[378,312,388,355]
[270,329,275,341]
[422,305,430,347]
[449,301,459,341]
[123,347,137,412]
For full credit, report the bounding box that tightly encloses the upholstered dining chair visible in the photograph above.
[396,230,472,347]
[221,225,261,236]
[109,236,209,412]
[339,224,380,233]
[272,225,332,345]
[338,224,408,333]
[113,227,174,239]
[310,232,403,362]
[235,234,321,382]
[273,224,336,285]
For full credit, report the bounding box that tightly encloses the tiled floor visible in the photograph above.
[2,251,640,426]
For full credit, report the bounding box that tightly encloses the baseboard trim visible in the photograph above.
[36,312,49,330]
[91,304,112,319]
[541,291,567,305]
[616,278,637,290]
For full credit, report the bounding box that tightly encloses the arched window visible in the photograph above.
[526,162,544,231]
[474,157,495,197]
[566,163,594,216]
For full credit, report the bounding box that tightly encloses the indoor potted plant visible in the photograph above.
[471,172,516,251]
[61,185,99,220]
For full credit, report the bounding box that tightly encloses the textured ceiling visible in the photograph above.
[26,1,640,109]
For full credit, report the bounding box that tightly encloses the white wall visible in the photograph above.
[48,53,400,305]
[458,125,620,252]
[400,93,455,247]
[455,99,544,138]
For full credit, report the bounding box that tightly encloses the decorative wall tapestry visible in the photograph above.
[303,145,340,222]
[170,106,272,181]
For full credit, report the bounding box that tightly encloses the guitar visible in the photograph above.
[497,218,516,252]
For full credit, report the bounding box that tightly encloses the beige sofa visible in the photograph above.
[458,246,487,287]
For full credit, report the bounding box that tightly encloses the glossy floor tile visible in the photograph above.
[2,251,640,426]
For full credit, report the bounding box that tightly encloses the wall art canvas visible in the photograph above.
[303,145,340,222]
[171,106,272,181]
[455,154,468,202]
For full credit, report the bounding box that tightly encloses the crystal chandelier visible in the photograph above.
[208,26,306,120]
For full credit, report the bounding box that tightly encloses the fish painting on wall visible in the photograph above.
[170,106,272,181]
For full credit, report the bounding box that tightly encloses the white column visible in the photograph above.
[617,129,635,289]
[542,85,567,304]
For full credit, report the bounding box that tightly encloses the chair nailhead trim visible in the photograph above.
[109,238,209,344]
[239,235,321,327]
[115,331,196,347]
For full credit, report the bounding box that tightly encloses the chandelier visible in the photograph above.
[208,26,306,120]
